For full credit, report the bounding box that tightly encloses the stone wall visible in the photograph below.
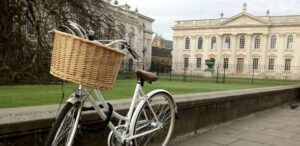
[0,85,299,146]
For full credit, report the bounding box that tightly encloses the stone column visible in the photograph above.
[277,34,285,71]
[246,34,253,73]
[191,35,197,64]
[217,34,223,64]
[172,36,180,73]
[231,34,237,65]
[230,34,237,74]
[204,35,210,61]
[263,34,269,70]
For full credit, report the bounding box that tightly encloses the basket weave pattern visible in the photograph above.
[50,30,125,89]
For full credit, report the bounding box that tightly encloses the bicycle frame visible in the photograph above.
[66,82,163,144]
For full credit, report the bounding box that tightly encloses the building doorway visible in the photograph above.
[236,58,244,74]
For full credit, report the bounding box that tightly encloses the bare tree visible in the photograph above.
[0,0,122,83]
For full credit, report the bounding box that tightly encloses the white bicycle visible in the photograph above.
[46,21,177,146]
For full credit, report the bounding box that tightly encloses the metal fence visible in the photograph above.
[118,61,300,85]
[2,61,300,85]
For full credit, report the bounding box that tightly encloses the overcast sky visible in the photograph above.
[118,0,300,40]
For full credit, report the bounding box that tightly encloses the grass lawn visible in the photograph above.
[0,79,298,109]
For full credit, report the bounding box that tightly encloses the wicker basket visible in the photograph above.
[50,30,126,89]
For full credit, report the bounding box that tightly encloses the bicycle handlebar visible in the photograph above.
[104,40,139,60]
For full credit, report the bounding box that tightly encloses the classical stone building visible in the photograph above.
[104,0,154,70]
[172,4,300,79]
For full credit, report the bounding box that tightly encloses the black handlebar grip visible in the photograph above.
[87,30,95,40]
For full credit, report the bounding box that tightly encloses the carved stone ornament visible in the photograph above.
[195,54,203,57]
[208,54,217,58]
[251,53,261,58]
[183,54,190,58]
[267,54,277,58]
[284,54,294,58]
[236,53,246,58]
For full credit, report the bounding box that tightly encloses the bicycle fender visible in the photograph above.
[67,96,83,104]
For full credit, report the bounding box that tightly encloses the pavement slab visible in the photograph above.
[170,104,300,146]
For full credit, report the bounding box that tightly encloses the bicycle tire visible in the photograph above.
[132,92,176,146]
[46,102,82,146]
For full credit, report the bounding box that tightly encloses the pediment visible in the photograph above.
[252,53,261,58]
[195,54,203,57]
[284,54,294,58]
[220,12,269,26]
[267,54,277,58]
[236,53,246,57]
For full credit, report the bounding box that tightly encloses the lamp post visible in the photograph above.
[142,47,146,70]
[169,54,172,81]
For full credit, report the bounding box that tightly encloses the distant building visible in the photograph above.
[103,0,154,71]
[172,3,300,79]
[151,34,173,73]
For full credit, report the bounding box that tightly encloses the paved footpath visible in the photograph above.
[169,104,300,146]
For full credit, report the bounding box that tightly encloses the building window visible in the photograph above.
[211,37,216,49]
[224,36,230,49]
[198,37,203,49]
[268,59,274,70]
[254,36,260,49]
[253,58,259,69]
[185,37,190,49]
[270,35,276,49]
[223,58,229,69]
[285,59,291,70]
[196,58,201,68]
[240,36,245,49]
[287,35,293,49]
[184,58,189,68]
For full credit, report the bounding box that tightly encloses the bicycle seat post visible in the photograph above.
[137,77,145,87]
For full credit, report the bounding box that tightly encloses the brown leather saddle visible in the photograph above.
[135,70,158,83]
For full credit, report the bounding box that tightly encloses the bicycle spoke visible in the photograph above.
[51,106,77,146]
[134,94,175,146]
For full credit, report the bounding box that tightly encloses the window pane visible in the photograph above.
[223,58,229,69]
[285,59,291,70]
[185,38,190,49]
[270,36,276,49]
[224,37,230,49]
[211,37,216,49]
[240,36,245,49]
[254,36,260,49]
[268,59,274,70]
[253,58,259,69]
[196,58,201,68]
[287,35,293,49]
[198,37,203,49]
[184,58,189,68]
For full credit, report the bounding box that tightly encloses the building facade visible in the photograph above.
[151,34,173,73]
[104,0,154,70]
[172,4,300,79]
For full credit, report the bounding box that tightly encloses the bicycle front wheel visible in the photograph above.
[132,92,176,146]
[46,102,82,146]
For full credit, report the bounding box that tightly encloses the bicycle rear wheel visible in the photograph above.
[132,92,176,146]
[46,102,82,146]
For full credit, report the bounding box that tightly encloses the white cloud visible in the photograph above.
[117,0,300,40]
